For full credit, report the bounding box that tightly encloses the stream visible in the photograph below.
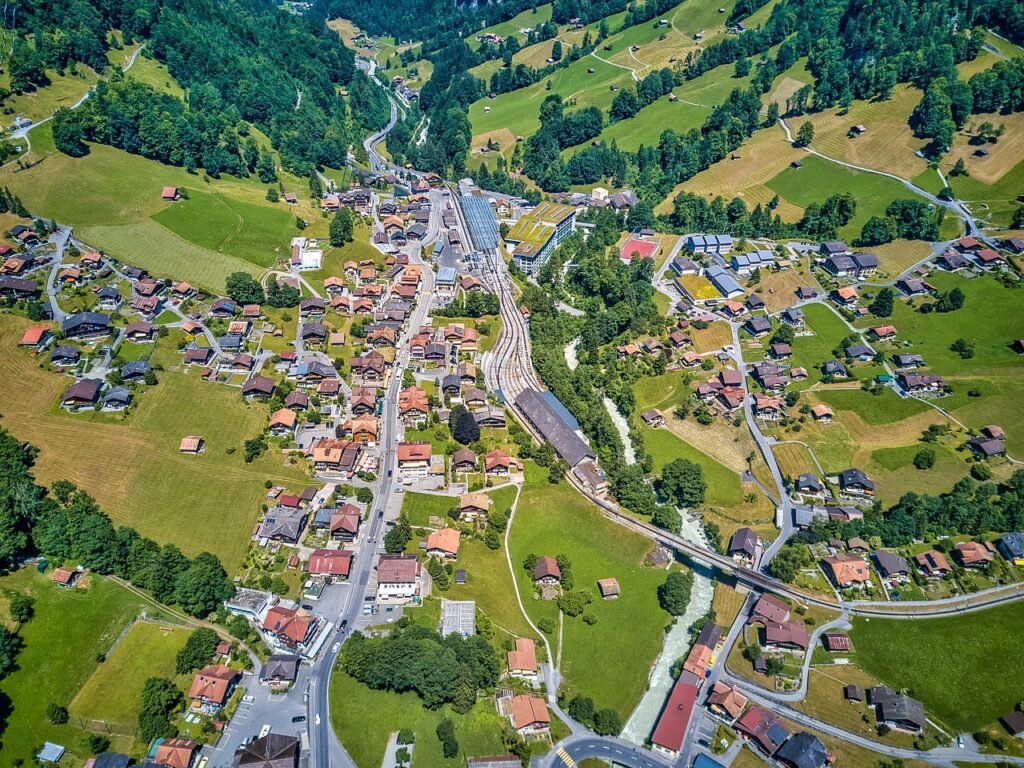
[620,514,715,745]
[564,338,637,464]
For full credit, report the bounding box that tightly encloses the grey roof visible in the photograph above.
[93,754,131,768]
[839,468,874,490]
[782,307,804,324]
[846,343,875,358]
[775,732,829,768]
[515,388,595,468]
[823,360,848,376]
[870,687,926,731]
[51,345,80,361]
[121,360,151,378]
[745,316,771,334]
[796,474,822,493]
[62,311,110,333]
[820,240,848,254]
[706,264,743,297]
[103,386,132,406]
[874,550,911,576]
[728,527,758,556]
[1000,531,1024,558]
[97,285,120,299]
[233,732,299,768]
[441,373,460,392]
[218,334,243,349]
[853,252,879,269]
[260,654,300,682]
[258,507,305,542]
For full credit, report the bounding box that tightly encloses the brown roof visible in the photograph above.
[507,637,537,674]
[915,550,951,574]
[188,664,238,704]
[262,606,315,644]
[426,528,461,556]
[822,553,872,585]
[597,577,620,596]
[269,408,297,429]
[954,540,993,566]
[51,567,77,585]
[822,632,851,652]
[154,738,198,768]
[509,695,549,730]
[308,548,353,577]
[485,449,511,471]
[460,491,490,512]
[377,554,420,583]
[533,556,561,581]
[179,435,203,452]
[397,441,431,463]
[764,620,809,649]
[750,594,789,624]
[706,681,748,719]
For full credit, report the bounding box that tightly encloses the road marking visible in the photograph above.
[556,747,576,767]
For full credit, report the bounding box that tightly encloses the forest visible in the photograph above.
[31,0,390,175]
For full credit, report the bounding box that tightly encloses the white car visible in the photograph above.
[332,642,341,653]
[259,724,272,739]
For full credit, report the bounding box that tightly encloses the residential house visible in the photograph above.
[260,655,300,686]
[832,286,859,307]
[744,316,772,337]
[750,594,789,624]
[953,540,993,569]
[821,554,872,588]
[998,532,1024,565]
[968,436,1006,459]
[329,505,361,541]
[533,556,561,585]
[307,549,353,581]
[507,637,538,683]
[396,441,432,478]
[452,447,477,472]
[153,738,198,768]
[398,386,430,427]
[485,449,513,475]
[795,474,824,498]
[735,706,791,755]
[61,378,102,409]
[262,606,317,651]
[914,550,952,578]
[838,468,874,498]
[426,528,461,560]
[258,507,306,543]
[187,665,239,712]
[683,622,722,677]
[459,492,490,522]
[376,554,424,603]
[62,312,111,339]
[508,695,550,736]
[269,409,297,437]
[243,376,276,400]
[706,682,748,722]
[102,386,132,411]
[869,687,926,733]
[728,527,758,562]
[775,732,829,768]
[898,372,946,394]
[232,734,299,768]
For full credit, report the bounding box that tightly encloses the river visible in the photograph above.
[620,514,715,745]
[564,338,637,464]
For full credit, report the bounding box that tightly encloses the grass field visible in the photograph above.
[70,621,192,728]
[465,4,554,50]
[2,67,98,124]
[0,315,308,569]
[690,321,733,353]
[664,122,805,219]
[812,387,929,425]
[152,187,294,267]
[402,491,460,528]
[851,601,1024,732]
[789,303,858,387]
[507,463,670,715]
[329,671,510,768]
[771,442,819,480]
[0,124,322,291]
[125,53,186,100]
[766,154,923,242]
[0,570,156,766]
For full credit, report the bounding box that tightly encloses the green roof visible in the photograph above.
[505,201,575,247]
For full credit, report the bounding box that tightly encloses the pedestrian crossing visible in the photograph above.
[556,747,576,767]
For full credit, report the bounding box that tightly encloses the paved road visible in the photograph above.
[44,228,72,322]
[541,735,673,768]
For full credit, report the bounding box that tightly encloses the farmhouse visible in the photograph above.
[61,378,102,409]
[508,695,550,736]
[763,620,809,651]
[706,682,748,721]
[728,527,759,562]
[735,706,791,755]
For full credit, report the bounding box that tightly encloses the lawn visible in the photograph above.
[850,600,1024,732]
[402,491,460,528]
[0,315,308,570]
[446,535,537,638]
[507,463,671,716]
[642,426,743,508]
[0,124,324,291]
[789,303,857,387]
[328,670,509,768]
[465,4,553,50]
[152,187,294,268]
[771,442,819,480]
[70,622,192,728]
[766,154,927,242]
[633,371,693,414]
[813,387,929,425]
[0,570,158,766]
